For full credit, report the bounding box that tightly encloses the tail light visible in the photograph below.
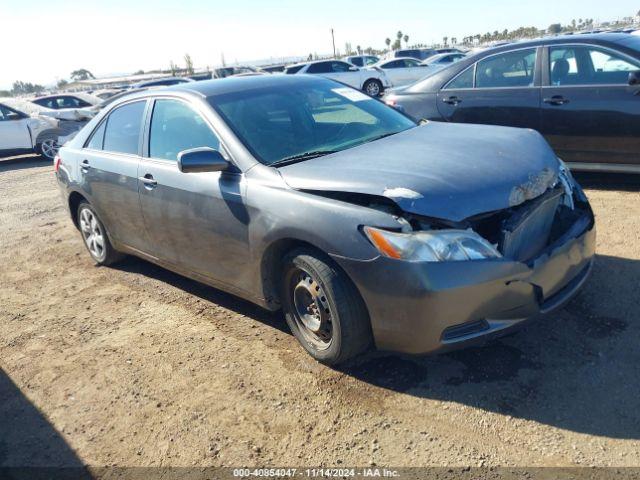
[54,154,61,173]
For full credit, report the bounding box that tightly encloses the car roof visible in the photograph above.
[379,56,421,64]
[481,32,637,52]
[287,59,349,68]
[119,74,335,101]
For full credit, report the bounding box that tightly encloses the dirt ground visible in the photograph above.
[1,157,639,469]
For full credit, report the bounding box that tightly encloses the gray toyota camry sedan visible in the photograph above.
[55,75,595,365]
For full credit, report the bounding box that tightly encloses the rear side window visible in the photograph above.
[475,48,537,88]
[149,99,220,161]
[285,65,304,74]
[86,121,107,150]
[307,62,332,74]
[102,101,146,155]
[350,57,364,67]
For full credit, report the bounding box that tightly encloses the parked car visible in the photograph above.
[260,65,286,73]
[383,48,463,61]
[130,77,194,89]
[55,75,595,365]
[0,100,62,159]
[344,55,379,67]
[31,93,101,110]
[384,33,640,172]
[420,52,467,71]
[371,57,428,87]
[284,60,390,96]
[214,66,261,78]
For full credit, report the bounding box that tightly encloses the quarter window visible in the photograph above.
[149,99,220,161]
[102,101,146,155]
[475,48,537,88]
[86,121,107,150]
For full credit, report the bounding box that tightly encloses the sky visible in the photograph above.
[2,0,638,89]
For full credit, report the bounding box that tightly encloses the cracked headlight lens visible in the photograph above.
[363,227,502,262]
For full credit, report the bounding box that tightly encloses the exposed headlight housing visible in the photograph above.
[363,226,502,262]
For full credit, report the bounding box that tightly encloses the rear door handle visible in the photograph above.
[544,95,569,106]
[139,174,157,189]
[442,96,462,105]
[80,159,90,172]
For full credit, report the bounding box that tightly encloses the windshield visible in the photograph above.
[209,79,416,165]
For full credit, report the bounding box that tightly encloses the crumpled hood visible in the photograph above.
[278,122,560,222]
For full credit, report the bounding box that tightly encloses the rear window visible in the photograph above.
[102,101,146,155]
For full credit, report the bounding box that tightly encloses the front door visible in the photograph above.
[540,44,640,167]
[137,98,250,285]
[437,47,542,131]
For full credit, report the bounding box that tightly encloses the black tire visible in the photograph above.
[76,201,125,266]
[36,135,59,160]
[363,79,383,97]
[281,248,372,365]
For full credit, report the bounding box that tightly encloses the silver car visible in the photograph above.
[55,75,595,365]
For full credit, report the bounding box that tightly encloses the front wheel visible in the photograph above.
[281,249,372,365]
[363,79,383,97]
[77,201,124,266]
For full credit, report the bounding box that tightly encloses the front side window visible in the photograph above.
[444,65,474,89]
[58,96,91,108]
[211,80,415,165]
[149,99,220,161]
[402,59,422,67]
[350,57,364,67]
[330,62,352,72]
[475,48,537,88]
[549,45,640,86]
[102,101,146,155]
[384,60,404,69]
[0,104,22,121]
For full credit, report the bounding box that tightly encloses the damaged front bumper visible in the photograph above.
[332,212,595,355]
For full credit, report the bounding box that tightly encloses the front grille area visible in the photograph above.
[500,189,563,262]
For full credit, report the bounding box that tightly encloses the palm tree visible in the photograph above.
[403,34,409,47]
[385,37,391,50]
[397,30,403,42]
[442,36,448,46]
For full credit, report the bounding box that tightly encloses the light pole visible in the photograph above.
[331,28,336,58]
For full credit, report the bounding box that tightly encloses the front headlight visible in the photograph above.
[363,226,502,262]
[557,159,575,209]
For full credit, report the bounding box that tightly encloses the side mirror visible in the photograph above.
[177,147,230,173]
[629,71,640,86]
[348,66,359,71]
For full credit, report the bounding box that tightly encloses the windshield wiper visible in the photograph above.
[270,150,339,167]
[366,131,399,143]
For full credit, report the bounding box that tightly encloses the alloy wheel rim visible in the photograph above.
[290,268,333,350]
[366,82,380,96]
[79,208,105,260]
[41,139,59,159]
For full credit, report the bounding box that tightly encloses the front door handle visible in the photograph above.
[544,95,570,106]
[80,159,90,172]
[139,174,157,189]
[442,96,462,105]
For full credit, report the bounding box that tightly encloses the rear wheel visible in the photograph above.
[363,79,383,97]
[37,137,59,160]
[77,201,124,266]
[281,248,372,365]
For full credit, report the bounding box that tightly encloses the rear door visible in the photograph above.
[436,47,542,130]
[79,100,149,252]
[0,104,32,152]
[540,44,640,167]
[137,97,249,283]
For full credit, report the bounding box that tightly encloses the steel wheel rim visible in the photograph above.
[41,139,59,159]
[366,82,380,96]
[290,268,333,350]
[79,208,105,260]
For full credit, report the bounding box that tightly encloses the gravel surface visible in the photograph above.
[1,158,639,468]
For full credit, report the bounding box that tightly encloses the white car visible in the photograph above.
[420,52,467,72]
[0,100,62,160]
[285,60,391,96]
[370,57,429,87]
